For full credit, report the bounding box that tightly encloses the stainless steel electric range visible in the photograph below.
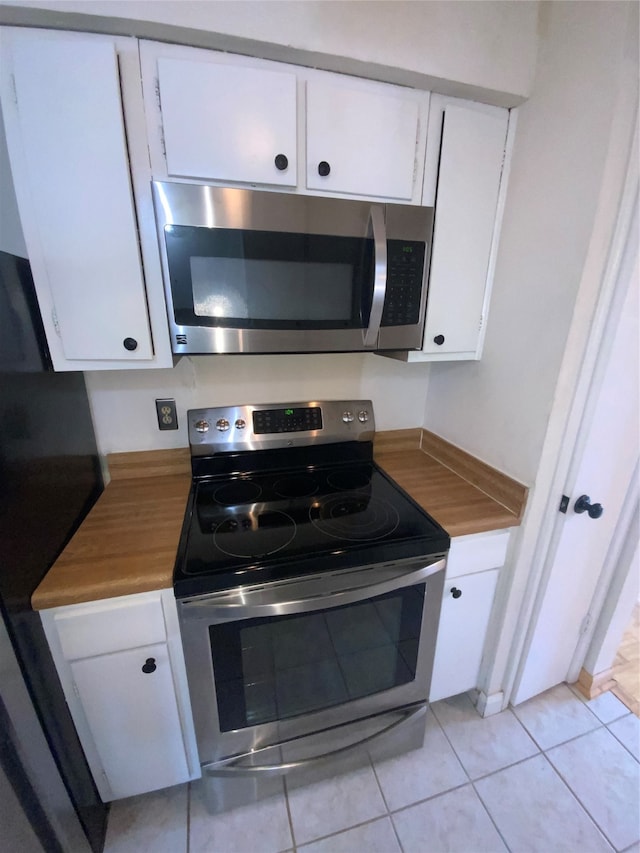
[174,400,450,813]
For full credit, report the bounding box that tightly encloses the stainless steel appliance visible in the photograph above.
[174,400,449,813]
[153,182,434,355]
[0,248,107,850]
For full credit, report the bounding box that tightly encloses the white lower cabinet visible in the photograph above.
[429,530,510,702]
[40,590,199,801]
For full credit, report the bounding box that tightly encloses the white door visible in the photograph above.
[71,642,190,799]
[305,78,420,200]
[513,211,639,703]
[155,55,297,186]
[2,29,154,362]
[422,104,508,356]
[430,569,499,702]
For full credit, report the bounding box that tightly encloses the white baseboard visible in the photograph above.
[475,690,505,717]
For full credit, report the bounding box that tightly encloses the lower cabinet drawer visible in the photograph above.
[429,569,499,702]
[70,641,190,800]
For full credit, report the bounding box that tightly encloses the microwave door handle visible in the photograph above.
[363,204,387,348]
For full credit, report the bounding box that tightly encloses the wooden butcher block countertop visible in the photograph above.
[32,433,527,610]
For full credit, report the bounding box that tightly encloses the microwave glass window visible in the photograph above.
[190,257,353,321]
[209,585,425,732]
[164,225,373,330]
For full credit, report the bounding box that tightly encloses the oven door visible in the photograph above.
[177,555,445,769]
[153,182,432,355]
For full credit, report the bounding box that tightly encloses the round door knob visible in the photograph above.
[433,335,445,346]
[574,494,604,519]
[318,161,331,177]
[450,587,462,599]
[123,337,138,351]
[216,418,230,431]
[141,658,156,674]
[274,154,288,171]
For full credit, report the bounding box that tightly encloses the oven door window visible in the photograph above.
[209,586,425,732]
[164,225,374,331]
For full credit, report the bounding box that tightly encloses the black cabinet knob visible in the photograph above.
[274,154,288,171]
[574,494,604,519]
[450,587,462,599]
[141,658,156,674]
[318,161,331,177]
[434,335,445,346]
[123,337,138,351]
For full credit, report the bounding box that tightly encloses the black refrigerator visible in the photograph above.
[0,249,109,852]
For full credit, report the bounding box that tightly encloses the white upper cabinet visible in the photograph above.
[0,28,172,370]
[156,56,297,186]
[141,41,428,204]
[305,78,421,200]
[388,96,513,364]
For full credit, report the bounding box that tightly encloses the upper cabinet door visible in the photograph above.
[422,102,510,357]
[306,78,421,200]
[1,29,154,364]
[154,54,297,186]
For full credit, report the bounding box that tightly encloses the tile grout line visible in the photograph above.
[469,778,514,852]
[540,751,618,851]
[368,754,406,852]
[283,779,298,853]
[604,721,640,763]
[295,814,396,850]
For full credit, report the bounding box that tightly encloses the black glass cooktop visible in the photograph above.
[174,457,450,598]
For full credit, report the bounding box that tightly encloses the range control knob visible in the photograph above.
[216,418,230,432]
[342,411,354,423]
[235,419,246,430]
[358,410,369,423]
[194,420,210,433]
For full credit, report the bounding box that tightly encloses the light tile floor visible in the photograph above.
[105,684,640,853]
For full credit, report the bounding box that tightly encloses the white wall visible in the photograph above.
[85,354,430,454]
[422,1,636,485]
[2,1,538,104]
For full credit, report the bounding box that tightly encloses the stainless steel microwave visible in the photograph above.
[152,182,434,355]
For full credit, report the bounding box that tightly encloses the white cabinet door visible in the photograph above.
[155,55,297,186]
[70,642,190,800]
[1,29,154,364]
[306,78,421,200]
[430,569,499,702]
[422,103,509,357]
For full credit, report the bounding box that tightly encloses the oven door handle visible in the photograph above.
[363,204,387,348]
[181,558,445,621]
[201,703,426,778]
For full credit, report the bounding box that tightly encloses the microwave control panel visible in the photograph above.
[382,240,426,327]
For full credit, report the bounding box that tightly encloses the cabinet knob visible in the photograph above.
[141,658,156,674]
[318,161,331,177]
[574,494,604,519]
[450,587,462,599]
[433,335,445,346]
[123,337,138,351]
[274,153,288,171]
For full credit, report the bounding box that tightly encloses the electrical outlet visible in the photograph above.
[155,398,178,430]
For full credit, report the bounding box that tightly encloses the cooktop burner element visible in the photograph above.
[326,465,372,491]
[213,480,262,505]
[309,492,399,541]
[213,510,296,558]
[274,475,319,499]
[174,400,450,597]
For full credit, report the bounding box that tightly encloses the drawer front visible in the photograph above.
[55,594,167,660]
[446,530,511,580]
